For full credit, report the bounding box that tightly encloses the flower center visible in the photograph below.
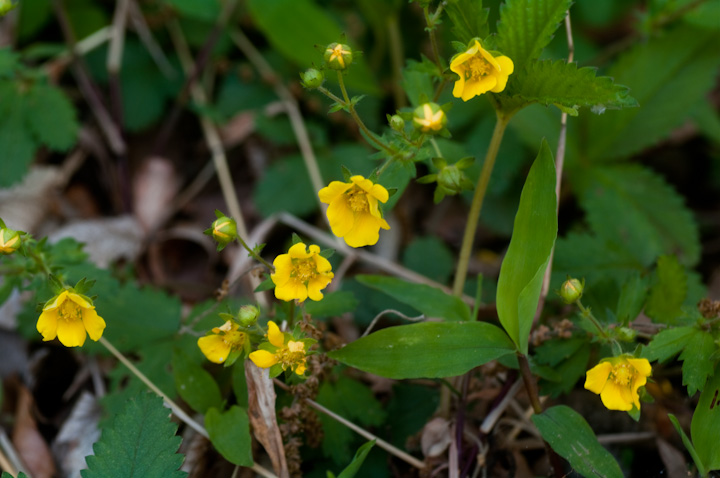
[347,188,369,212]
[611,364,635,386]
[223,329,245,348]
[57,300,83,322]
[292,259,318,282]
[279,341,305,370]
[466,56,491,80]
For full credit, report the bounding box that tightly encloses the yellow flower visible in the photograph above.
[450,39,514,101]
[198,320,248,364]
[271,242,333,302]
[413,103,447,133]
[318,175,390,247]
[584,356,652,411]
[249,321,309,376]
[36,290,106,347]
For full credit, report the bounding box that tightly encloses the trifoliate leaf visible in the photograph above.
[645,255,688,325]
[24,83,78,151]
[81,393,187,478]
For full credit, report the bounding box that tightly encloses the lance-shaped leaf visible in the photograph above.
[328,322,515,379]
[691,364,720,471]
[496,139,557,354]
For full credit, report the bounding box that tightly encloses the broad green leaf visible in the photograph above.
[305,291,359,318]
[333,440,375,478]
[669,413,706,477]
[538,344,590,398]
[585,25,720,161]
[402,236,455,285]
[247,0,378,94]
[328,322,515,379]
[502,60,637,114]
[691,363,720,471]
[205,406,253,467]
[615,273,648,325]
[356,275,470,322]
[231,362,248,408]
[679,330,716,396]
[642,326,696,363]
[578,165,700,267]
[25,83,78,151]
[445,0,489,44]
[496,139,557,354]
[495,0,571,72]
[532,405,623,478]
[645,255,688,324]
[164,0,220,22]
[534,336,585,368]
[171,349,222,414]
[81,394,187,478]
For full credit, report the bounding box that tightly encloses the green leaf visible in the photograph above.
[164,0,220,22]
[444,0,489,44]
[171,349,222,414]
[496,139,557,354]
[81,393,187,478]
[495,0,571,72]
[385,383,439,447]
[534,336,585,368]
[642,326,696,363]
[645,255,688,324]
[679,330,717,396]
[578,165,700,267]
[538,343,590,398]
[532,405,623,478]
[334,440,375,478]
[25,83,78,151]
[253,154,319,217]
[616,273,648,325]
[669,413,706,477]
[0,86,36,187]
[402,236,455,284]
[1,473,28,478]
[231,362,248,408]
[584,25,720,161]
[247,0,379,94]
[328,321,515,379]
[355,275,470,322]
[205,406,254,467]
[305,291,359,319]
[691,363,720,471]
[503,60,637,113]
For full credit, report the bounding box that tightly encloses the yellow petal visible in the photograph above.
[584,362,612,394]
[350,175,374,192]
[274,278,308,302]
[271,254,293,287]
[56,317,87,347]
[368,183,389,203]
[463,76,497,101]
[267,321,285,347]
[313,254,333,273]
[249,350,279,369]
[294,360,307,375]
[326,195,355,238]
[308,244,321,256]
[495,55,514,75]
[343,212,388,247]
[198,335,232,363]
[44,290,68,311]
[67,292,92,309]
[288,341,305,353]
[477,43,502,71]
[600,380,633,411]
[81,308,106,341]
[306,278,326,301]
[452,75,467,99]
[288,242,310,259]
[627,358,652,378]
[318,181,352,205]
[490,56,514,93]
[36,310,58,341]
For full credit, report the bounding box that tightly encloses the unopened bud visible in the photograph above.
[300,68,324,89]
[559,278,584,304]
[0,0,17,16]
[209,215,237,249]
[389,114,405,132]
[0,226,22,255]
[324,43,353,70]
[615,327,637,342]
[238,305,259,326]
[412,103,447,133]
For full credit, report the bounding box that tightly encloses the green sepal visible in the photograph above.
[224,348,243,368]
[431,157,447,169]
[218,312,235,322]
[455,156,475,169]
[626,404,640,422]
[417,174,436,184]
[48,274,65,294]
[268,363,283,378]
[386,187,398,198]
[341,165,353,182]
[73,277,96,295]
[328,102,347,114]
[0,218,5,228]
[291,233,303,245]
[319,249,334,259]
[214,209,227,219]
[451,41,467,53]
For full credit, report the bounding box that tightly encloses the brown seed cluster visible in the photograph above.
[699,298,720,319]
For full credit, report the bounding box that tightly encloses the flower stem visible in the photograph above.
[235,235,274,271]
[577,299,609,339]
[452,112,510,296]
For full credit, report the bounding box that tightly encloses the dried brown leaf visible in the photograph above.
[12,386,56,478]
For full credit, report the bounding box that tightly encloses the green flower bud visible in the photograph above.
[238,305,260,326]
[324,43,353,70]
[412,103,447,134]
[210,215,237,249]
[559,278,584,304]
[0,0,17,16]
[300,68,324,89]
[389,114,405,132]
[615,327,637,342]
[0,226,22,255]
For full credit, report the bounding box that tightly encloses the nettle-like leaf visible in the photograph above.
[645,255,688,325]
[577,165,700,267]
[444,0,489,44]
[495,0,572,72]
[502,60,637,114]
[82,393,187,478]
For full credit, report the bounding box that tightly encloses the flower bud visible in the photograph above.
[559,278,584,304]
[300,68,324,89]
[412,103,447,133]
[389,114,405,132]
[237,305,259,326]
[324,43,353,70]
[0,226,22,255]
[615,327,637,342]
[0,0,17,16]
[210,215,237,249]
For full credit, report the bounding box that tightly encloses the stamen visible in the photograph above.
[347,188,369,212]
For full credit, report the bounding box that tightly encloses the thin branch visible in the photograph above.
[127,0,176,78]
[361,309,425,337]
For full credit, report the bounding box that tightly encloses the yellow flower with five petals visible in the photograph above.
[249,321,312,377]
[36,290,106,347]
[198,319,249,365]
[271,242,333,302]
[319,175,390,247]
[584,355,652,411]
[450,39,514,101]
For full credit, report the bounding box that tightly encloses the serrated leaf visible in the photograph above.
[328,321,515,379]
[691,363,720,471]
[642,326,696,363]
[496,139,557,354]
[81,393,187,478]
[532,406,623,478]
[172,349,222,414]
[679,330,716,396]
[645,255,688,324]
[355,275,470,321]
[0,85,36,187]
[25,83,78,151]
[578,165,700,267]
[205,406,253,467]
[584,25,720,161]
[616,273,648,325]
[503,60,637,113]
[495,0,571,72]
[444,0,489,44]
